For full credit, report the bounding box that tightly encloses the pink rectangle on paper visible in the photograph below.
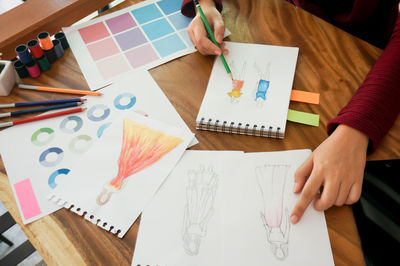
[79,22,110,44]
[96,54,130,79]
[87,38,120,61]
[125,44,159,68]
[14,178,41,220]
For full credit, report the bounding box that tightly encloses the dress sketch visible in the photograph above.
[227,61,246,103]
[182,165,218,256]
[253,62,271,108]
[255,163,290,260]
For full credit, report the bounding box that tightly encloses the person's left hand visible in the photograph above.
[290,124,369,224]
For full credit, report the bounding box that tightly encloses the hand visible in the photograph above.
[290,124,369,224]
[187,0,229,55]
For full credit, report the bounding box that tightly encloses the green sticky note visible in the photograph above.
[287,109,319,127]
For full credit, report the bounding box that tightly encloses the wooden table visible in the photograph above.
[1,0,399,265]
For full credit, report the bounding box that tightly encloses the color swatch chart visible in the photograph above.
[64,0,195,90]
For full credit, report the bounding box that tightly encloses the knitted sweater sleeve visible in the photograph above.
[327,12,400,153]
[181,0,223,17]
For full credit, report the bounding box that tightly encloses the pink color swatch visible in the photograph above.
[87,38,120,61]
[125,44,159,68]
[96,54,130,79]
[79,22,110,44]
[14,178,42,220]
[106,13,137,34]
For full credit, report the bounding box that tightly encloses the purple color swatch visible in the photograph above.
[114,28,147,51]
[125,44,159,68]
[105,13,137,35]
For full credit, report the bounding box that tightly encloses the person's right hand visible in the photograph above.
[187,0,228,56]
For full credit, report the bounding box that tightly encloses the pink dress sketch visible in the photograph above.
[253,62,271,108]
[255,164,290,260]
[182,165,218,255]
[227,61,246,103]
[96,118,183,205]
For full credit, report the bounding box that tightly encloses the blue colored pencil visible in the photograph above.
[0,98,85,108]
[0,102,83,118]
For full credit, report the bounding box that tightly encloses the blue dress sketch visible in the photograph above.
[254,62,271,107]
[255,163,290,260]
[182,165,218,255]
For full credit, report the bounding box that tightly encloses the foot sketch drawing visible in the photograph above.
[253,62,271,108]
[182,165,218,256]
[255,164,290,260]
[227,61,246,103]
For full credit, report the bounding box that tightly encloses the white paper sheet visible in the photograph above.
[133,149,334,265]
[132,150,245,266]
[0,70,195,224]
[48,113,194,237]
[223,149,334,266]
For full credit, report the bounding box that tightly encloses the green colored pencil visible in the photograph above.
[193,0,233,80]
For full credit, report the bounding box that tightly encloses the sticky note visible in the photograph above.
[287,109,320,127]
[14,178,42,220]
[290,90,320,104]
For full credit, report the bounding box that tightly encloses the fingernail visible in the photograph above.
[290,214,298,224]
[217,35,223,43]
[293,182,299,193]
[215,50,221,55]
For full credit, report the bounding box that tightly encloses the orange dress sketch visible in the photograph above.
[227,61,246,103]
[96,118,183,205]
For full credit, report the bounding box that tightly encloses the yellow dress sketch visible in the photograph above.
[96,118,183,205]
[227,61,246,103]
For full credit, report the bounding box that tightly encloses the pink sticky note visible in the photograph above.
[14,179,42,220]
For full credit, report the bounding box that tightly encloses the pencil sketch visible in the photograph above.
[255,163,290,260]
[182,165,218,256]
[227,61,246,103]
[253,62,271,108]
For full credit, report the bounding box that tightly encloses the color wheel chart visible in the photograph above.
[64,0,195,90]
[0,72,194,224]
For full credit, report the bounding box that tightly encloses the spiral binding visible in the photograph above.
[197,118,284,139]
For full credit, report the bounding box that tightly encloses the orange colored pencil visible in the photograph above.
[18,84,102,96]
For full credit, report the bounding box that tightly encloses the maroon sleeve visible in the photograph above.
[327,12,400,153]
[181,0,223,18]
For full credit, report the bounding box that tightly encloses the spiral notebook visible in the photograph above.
[196,42,299,138]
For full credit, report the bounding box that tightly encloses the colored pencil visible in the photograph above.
[18,84,102,96]
[193,0,233,80]
[0,102,83,118]
[0,98,85,108]
[0,107,86,128]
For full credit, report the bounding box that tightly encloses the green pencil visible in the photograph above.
[193,0,233,80]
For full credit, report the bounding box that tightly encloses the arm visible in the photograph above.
[291,12,400,224]
[181,0,228,55]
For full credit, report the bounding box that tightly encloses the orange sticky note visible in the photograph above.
[290,90,320,104]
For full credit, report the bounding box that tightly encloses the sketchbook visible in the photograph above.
[132,150,334,266]
[196,42,299,139]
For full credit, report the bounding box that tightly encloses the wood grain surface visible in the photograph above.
[0,0,399,265]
